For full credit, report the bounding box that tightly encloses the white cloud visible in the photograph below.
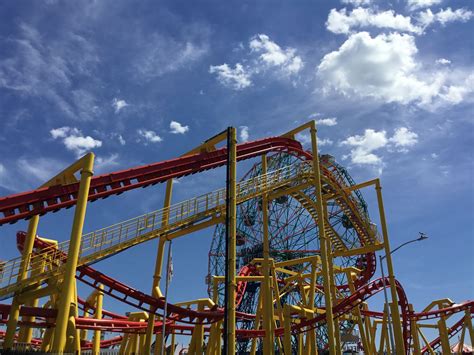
[418,7,473,28]
[407,0,443,11]
[316,117,338,126]
[249,34,304,75]
[341,127,418,167]
[209,63,252,90]
[210,34,303,89]
[138,129,162,143]
[95,154,120,173]
[0,22,100,121]
[118,134,126,145]
[17,157,64,182]
[317,32,451,106]
[50,126,102,156]
[170,120,189,134]
[440,73,474,104]
[326,7,422,35]
[134,35,208,80]
[112,98,128,113]
[389,127,419,152]
[341,129,388,165]
[239,126,249,142]
[319,138,334,146]
[341,0,372,6]
[436,58,451,65]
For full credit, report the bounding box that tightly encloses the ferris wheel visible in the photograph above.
[207,152,372,352]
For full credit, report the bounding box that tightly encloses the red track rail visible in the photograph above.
[0,138,302,225]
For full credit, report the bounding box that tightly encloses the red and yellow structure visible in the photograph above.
[0,121,471,354]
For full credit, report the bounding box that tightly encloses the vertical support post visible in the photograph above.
[224,127,237,355]
[309,121,337,354]
[261,153,275,355]
[437,316,451,355]
[375,179,405,355]
[161,240,173,355]
[408,304,420,354]
[92,284,104,355]
[323,199,342,354]
[51,153,94,353]
[3,215,40,350]
[283,305,292,355]
[347,271,370,354]
[144,179,174,354]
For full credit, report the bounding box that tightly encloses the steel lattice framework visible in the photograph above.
[0,122,471,355]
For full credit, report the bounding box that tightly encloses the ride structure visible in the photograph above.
[0,121,471,354]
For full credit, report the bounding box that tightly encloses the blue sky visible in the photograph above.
[0,0,473,343]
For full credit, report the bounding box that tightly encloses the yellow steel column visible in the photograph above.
[144,178,174,354]
[437,316,451,355]
[323,199,342,354]
[51,153,94,353]
[375,179,405,355]
[309,121,337,354]
[261,153,275,355]
[92,284,104,355]
[466,309,474,348]
[408,304,420,354]
[225,127,237,355]
[3,215,40,350]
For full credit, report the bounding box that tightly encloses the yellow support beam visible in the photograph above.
[51,153,95,353]
[309,121,337,354]
[225,127,237,355]
[375,179,405,355]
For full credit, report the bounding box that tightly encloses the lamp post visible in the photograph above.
[379,232,428,354]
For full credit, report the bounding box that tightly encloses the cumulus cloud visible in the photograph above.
[316,117,338,126]
[137,129,162,143]
[341,127,418,168]
[239,126,249,142]
[50,126,102,156]
[407,0,443,11]
[418,7,473,28]
[439,73,474,104]
[341,129,388,165]
[249,34,304,75]
[436,58,451,65]
[209,63,252,90]
[341,0,372,6]
[295,132,333,148]
[118,134,126,145]
[319,138,334,146]
[389,127,419,152]
[170,120,189,134]
[317,31,458,106]
[112,98,128,113]
[326,7,422,35]
[210,34,303,90]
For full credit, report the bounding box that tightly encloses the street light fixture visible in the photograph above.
[379,232,428,354]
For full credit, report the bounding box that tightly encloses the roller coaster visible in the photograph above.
[0,121,472,354]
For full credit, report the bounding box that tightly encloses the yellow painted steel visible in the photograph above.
[0,121,469,354]
[225,127,237,354]
[144,178,174,354]
[51,153,95,353]
[309,121,337,354]
[261,154,275,355]
[375,179,406,355]
[3,215,40,350]
[92,285,104,355]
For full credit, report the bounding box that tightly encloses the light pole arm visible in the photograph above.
[382,240,416,259]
